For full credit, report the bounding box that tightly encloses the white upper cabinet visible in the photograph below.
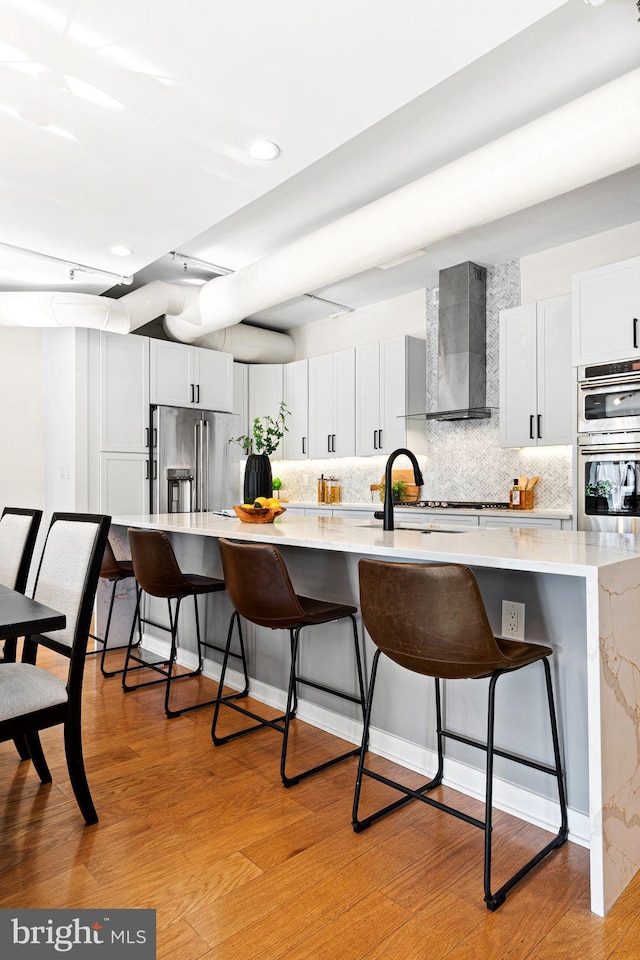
[356,336,426,456]
[195,346,233,411]
[572,256,640,367]
[284,359,309,460]
[99,332,149,453]
[500,295,572,448]
[308,349,355,459]
[248,363,285,459]
[150,339,232,411]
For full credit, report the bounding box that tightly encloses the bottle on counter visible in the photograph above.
[328,478,341,504]
[317,474,327,504]
[509,478,521,509]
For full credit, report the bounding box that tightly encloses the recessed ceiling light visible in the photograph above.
[110,245,133,257]
[247,139,281,161]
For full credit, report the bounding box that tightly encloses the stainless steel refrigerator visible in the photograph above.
[151,405,240,513]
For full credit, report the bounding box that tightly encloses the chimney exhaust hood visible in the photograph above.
[413,260,492,422]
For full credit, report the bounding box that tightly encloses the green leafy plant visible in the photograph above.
[586,479,612,498]
[380,479,407,502]
[230,401,290,457]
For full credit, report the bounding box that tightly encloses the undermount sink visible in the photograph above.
[357,524,472,534]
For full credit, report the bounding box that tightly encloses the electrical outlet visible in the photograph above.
[502,600,525,641]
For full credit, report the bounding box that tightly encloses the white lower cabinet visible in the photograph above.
[478,516,563,530]
[100,452,150,516]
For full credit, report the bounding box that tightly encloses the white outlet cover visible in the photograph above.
[501,600,525,641]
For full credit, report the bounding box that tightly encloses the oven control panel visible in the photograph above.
[583,359,640,380]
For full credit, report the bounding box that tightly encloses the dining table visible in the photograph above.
[0,582,66,661]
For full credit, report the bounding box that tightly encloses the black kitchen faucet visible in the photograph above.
[382,448,424,531]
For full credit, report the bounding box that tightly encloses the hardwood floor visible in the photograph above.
[2,645,640,959]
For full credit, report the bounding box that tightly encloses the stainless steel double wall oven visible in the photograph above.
[578,359,640,533]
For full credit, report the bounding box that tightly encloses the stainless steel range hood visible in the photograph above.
[425,260,491,421]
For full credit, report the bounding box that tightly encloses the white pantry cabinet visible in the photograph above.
[283,359,309,460]
[99,332,149,453]
[248,363,285,459]
[356,336,426,456]
[499,295,572,448]
[572,256,640,367]
[150,339,233,411]
[308,349,355,459]
[100,452,150,516]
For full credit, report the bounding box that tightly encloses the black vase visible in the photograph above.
[244,454,272,503]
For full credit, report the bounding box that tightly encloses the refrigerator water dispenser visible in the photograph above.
[167,468,193,513]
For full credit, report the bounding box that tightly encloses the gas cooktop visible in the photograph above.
[401,500,511,510]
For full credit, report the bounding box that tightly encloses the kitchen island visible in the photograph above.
[110,511,640,916]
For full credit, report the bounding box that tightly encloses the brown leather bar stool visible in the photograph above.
[122,528,232,718]
[353,559,568,912]
[212,538,367,787]
[88,539,139,678]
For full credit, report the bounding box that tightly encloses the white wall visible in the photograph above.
[0,328,44,510]
[520,220,640,303]
[290,289,425,358]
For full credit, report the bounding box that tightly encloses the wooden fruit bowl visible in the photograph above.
[233,505,287,524]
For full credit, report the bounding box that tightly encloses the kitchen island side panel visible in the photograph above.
[595,557,640,915]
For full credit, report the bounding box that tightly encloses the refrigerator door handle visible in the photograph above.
[204,419,210,512]
[195,421,202,511]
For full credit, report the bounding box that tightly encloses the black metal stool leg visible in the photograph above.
[212,612,287,744]
[121,584,143,691]
[281,622,363,788]
[352,648,381,829]
[99,576,138,677]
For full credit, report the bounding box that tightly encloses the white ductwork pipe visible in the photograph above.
[189,66,640,331]
[0,291,131,332]
[1,68,639,355]
[184,322,296,363]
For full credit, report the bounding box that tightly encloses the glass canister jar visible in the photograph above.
[328,477,341,504]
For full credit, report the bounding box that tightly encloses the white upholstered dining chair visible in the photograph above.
[0,512,110,825]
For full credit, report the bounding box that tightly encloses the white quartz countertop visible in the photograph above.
[111,512,638,577]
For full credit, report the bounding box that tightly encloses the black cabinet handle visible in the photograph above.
[537,414,542,439]
[302,437,306,455]
[145,427,149,448]
[190,383,195,403]
[153,460,157,480]
[379,429,383,449]
[373,430,378,450]
[196,384,200,404]
[332,434,336,452]
[328,434,331,453]
[634,318,638,350]
[529,415,534,439]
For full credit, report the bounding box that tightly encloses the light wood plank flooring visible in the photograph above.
[1,645,640,960]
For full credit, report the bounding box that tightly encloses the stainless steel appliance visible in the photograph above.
[577,432,640,533]
[578,359,640,434]
[577,361,640,532]
[151,405,240,514]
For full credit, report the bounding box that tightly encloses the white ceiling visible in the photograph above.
[1,0,639,329]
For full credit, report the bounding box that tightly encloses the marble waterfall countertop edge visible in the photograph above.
[110,513,638,576]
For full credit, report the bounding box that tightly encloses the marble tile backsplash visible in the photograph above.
[270,259,572,510]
